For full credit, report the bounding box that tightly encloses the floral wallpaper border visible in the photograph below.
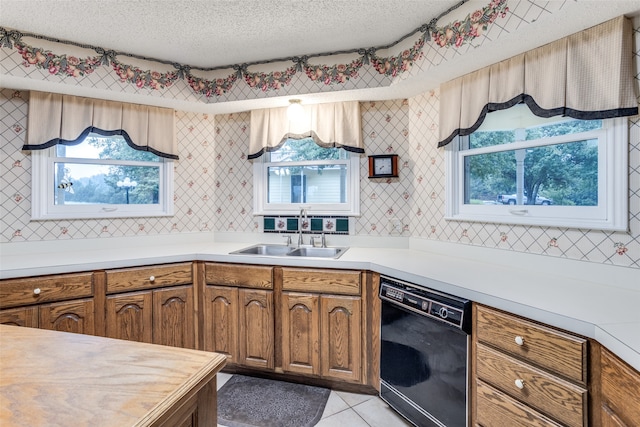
[0,0,508,97]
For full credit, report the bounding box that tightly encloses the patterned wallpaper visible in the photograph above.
[0,89,219,240]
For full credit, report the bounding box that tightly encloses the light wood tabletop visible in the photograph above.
[0,325,226,426]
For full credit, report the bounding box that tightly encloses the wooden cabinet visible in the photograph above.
[598,346,640,427]
[203,285,238,361]
[203,263,274,369]
[153,285,195,348]
[282,292,320,375]
[105,263,195,349]
[0,306,38,327]
[320,294,361,381]
[473,304,589,427]
[238,288,274,369]
[0,272,95,334]
[106,291,153,343]
[281,267,362,383]
[39,298,95,334]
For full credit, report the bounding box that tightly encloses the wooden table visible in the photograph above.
[0,325,226,426]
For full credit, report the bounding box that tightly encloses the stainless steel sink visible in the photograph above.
[230,244,293,256]
[230,244,348,259]
[286,247,347,258]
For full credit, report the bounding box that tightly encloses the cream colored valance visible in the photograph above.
[24,91,178,159]
[248,101,364,159]
[438,16,638,148]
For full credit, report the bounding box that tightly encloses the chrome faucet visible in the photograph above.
[297,208,307,246]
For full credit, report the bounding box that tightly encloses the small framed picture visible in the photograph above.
[368,154,399,178]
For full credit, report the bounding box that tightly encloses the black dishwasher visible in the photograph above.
[379,276,472,427]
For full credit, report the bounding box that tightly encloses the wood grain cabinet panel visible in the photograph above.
[281,292,320,376]
[0,306,38,327]
[205,263,273,289]
[473,304,589,427]
[601,404,628,427]
[104,264,196,350]
[153,285,195,349]
[0,273,93,309]
[106,291,153,344]
[476,379,563,427]
[599,347,640,426]
[202,264,275,370]
[282,267,361,295]
[39,299,95,335]
[476,343,586,427]
[476,305,587,384]
[238,289,274,369]
[203,285,239,362]
[106,263,192,293]
[321,295,361,382]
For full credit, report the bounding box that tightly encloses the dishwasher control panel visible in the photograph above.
[379,276,471,332]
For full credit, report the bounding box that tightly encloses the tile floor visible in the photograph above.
[216,372,412,427]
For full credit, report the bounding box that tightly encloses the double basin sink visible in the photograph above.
[230,243,348,259]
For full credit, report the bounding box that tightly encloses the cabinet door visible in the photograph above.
[39,299,95,335]
[238,288,274,369]
[281,292,320,376]
[203,285,239,362]
[320,295,361,382]
[601,404,628,427]
[0,306,38,328]
[153,285,195,349]
[106,291,153,343]
[600,347,640,427]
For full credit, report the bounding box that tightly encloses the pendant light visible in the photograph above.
[287,99,304,121]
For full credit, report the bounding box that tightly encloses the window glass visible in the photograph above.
[32,134,173,219]
[254,138,359,215]
[464,139,599,207]
[445,105,627,231]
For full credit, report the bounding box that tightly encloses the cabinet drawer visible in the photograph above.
[476,305,587,384]
[600,347,640,426]
[476,379,563,427]
[476,343,587,427]
[282,268,361,295]
[0,273,93,309]
[205,263,273,289]
[106,263,192,293]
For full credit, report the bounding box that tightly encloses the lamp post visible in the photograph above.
[117,177,137,204]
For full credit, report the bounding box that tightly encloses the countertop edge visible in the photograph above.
[1,237,638,371]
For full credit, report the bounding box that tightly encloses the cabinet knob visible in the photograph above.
[33,288,41,295]
[515,379,525,389]
[149,276,155,282]
[515,335,525,346]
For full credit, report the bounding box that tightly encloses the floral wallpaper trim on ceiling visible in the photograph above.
[0,0,508,97]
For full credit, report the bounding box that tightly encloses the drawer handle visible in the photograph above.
[515,336,525,346]
[33,288,41,295]
[149,276,155,282]
[515,379,525,389]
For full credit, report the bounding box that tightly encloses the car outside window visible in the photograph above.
[445,104,627,231]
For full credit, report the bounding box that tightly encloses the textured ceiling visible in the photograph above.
[0,0,465,69]
[1,0,640,113]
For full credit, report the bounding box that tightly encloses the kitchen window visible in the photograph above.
[445,104,628,231]
[253,137,360,215]
[31,133,174,220]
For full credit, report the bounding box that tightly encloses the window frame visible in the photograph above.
[253,147,360,216]
[31,138,174,220]
[444,117,628,231]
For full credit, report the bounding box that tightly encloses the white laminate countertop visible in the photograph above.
[1,232,639,371]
